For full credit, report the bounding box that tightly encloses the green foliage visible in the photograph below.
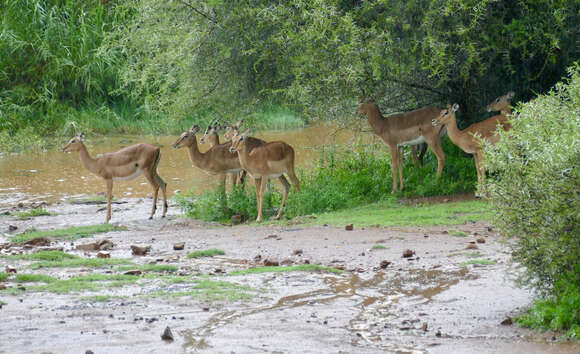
[449,229,469,237]
[10,224,125,243]
[0,272,8,282]
[29,258,131,269]
[372,244,387,250]
[187,249,226,259]
[14,274,57,283]
[485,65,580,295]
[458,259,496,267]
[518,280,580,339]
[150,279,255,302]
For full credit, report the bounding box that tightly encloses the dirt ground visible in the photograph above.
[0,198,578,354]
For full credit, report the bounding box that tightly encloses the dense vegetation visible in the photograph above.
[2,0,579,151]
[485,65,580,338]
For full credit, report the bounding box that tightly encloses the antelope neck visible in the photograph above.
[77,143,100,175]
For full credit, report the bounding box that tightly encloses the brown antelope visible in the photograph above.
[199,121,242,187]
[229,129,300,222]
[357,100,446,192]
[486,91,515,130]
[62,133,168,223]
[431,104,511,192]
[172,125,246,191]
[224,119,244,141]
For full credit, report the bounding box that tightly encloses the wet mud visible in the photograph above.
[0,199,578,354]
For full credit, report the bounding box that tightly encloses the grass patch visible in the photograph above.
[0,273,8,281]
[517,282,580,339]
[29,258,132,269]
[311,199,489,227]
[372,244,388,250]
[458,259,496,267]
[467,251,484,258]
[13,208,55,219]
[449,229,469,237]
[188,249,225,259]
[14,274,57,283]
[1,251,78,261]
[229,264,344,275]
[82,295,122,302]
[1,274,140,295]
[10,224,125,243]
[116,264,178,273]
[150,279,255,302]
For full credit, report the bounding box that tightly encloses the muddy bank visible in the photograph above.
[0,199,577,354]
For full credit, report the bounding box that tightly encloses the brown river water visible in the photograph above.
[0,124,373,206]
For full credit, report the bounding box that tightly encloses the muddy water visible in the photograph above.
[0,124,370,206]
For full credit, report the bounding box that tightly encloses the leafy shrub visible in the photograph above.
[484,64,580,295]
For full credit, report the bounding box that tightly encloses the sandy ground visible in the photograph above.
[0,198,578,354]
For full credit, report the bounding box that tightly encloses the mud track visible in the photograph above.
[0,199,578,354]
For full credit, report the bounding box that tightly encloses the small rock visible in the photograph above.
[500,316,513,325]
[202,307,210,312]
[213,268,224,274]
[304,259,310,264]
[98,240,114,250]
[465,244,478,250]
[265,234,279,239]
[0,284,7,290]
[476,237,486,244]
[22,237,51,247]
[161,326,174,341]
[254,254,262,262]
[443,198,450,203]
[76,243,99,251]
[442,230,449,234]
[86,350,95,354]
[380,260,391,269]
[280,259,293,266]
[131,245,150,256]
[423,234,429,238]
[5,266,17,273]
[435,330,441,337]
[173,242,185,251]
[264,259,279,267]
[123,270,143,276]
[487,226,493,232]
[402,249,415,258]
[345,224,354,231]
[293,249,303,255]
[422,323,428,331]
[8,225,18,232]
[97,251,110,259]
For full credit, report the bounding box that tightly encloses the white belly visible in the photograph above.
[113,167,142,181]
[398,136,425,147]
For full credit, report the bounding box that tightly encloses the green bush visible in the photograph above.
[485,64,580,295]
[177,141,477,222]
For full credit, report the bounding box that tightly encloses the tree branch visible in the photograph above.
[178,0,219,25]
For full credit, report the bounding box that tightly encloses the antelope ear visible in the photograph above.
[506,91,515,99]
[234,119,244,129]
[451,103,459,112]
[241,128,251,138]
[78,133,85,141]
[446,104,451,109]
[191,125,201,133]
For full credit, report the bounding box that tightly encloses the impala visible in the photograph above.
[62,133,168,223]
[486,91,515,130]
[229,129,300,222]
[199,121,242,187]
[357,100,446,192]
[173,125,245,190]
[432,104,511,192]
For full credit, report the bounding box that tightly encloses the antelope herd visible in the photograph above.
[63,92,515,223]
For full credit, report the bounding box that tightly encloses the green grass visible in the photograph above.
[467,251,484,258]
[1,251,78,261]
[1,274,140,295]
[449,229,469,237]
[150,279,256,302]
[372,244,388,250]
[14,274,57,283]
[309,199,489,227]
[13,208,55,219]
[229,264,344,276]
[0,272,9,281]
[458,259,496,267]
[188,249,226,259]
[10,224,126,243]
[517,282,580,339]
[116,264,179,273]
[29,258,132,269]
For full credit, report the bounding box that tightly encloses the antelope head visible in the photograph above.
[432,104,459,127]
[63,133,85,152]
[229,129,250,153]
[224,119,244,141]
[172,125,201,149]
[199,120,221,145]
[486,91,515,112]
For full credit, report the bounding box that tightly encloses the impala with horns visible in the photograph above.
[357,100,446,193]
[230,129,300,222]
[432,104,511,193]
[62,133,167,223]
[172,125,246,190]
